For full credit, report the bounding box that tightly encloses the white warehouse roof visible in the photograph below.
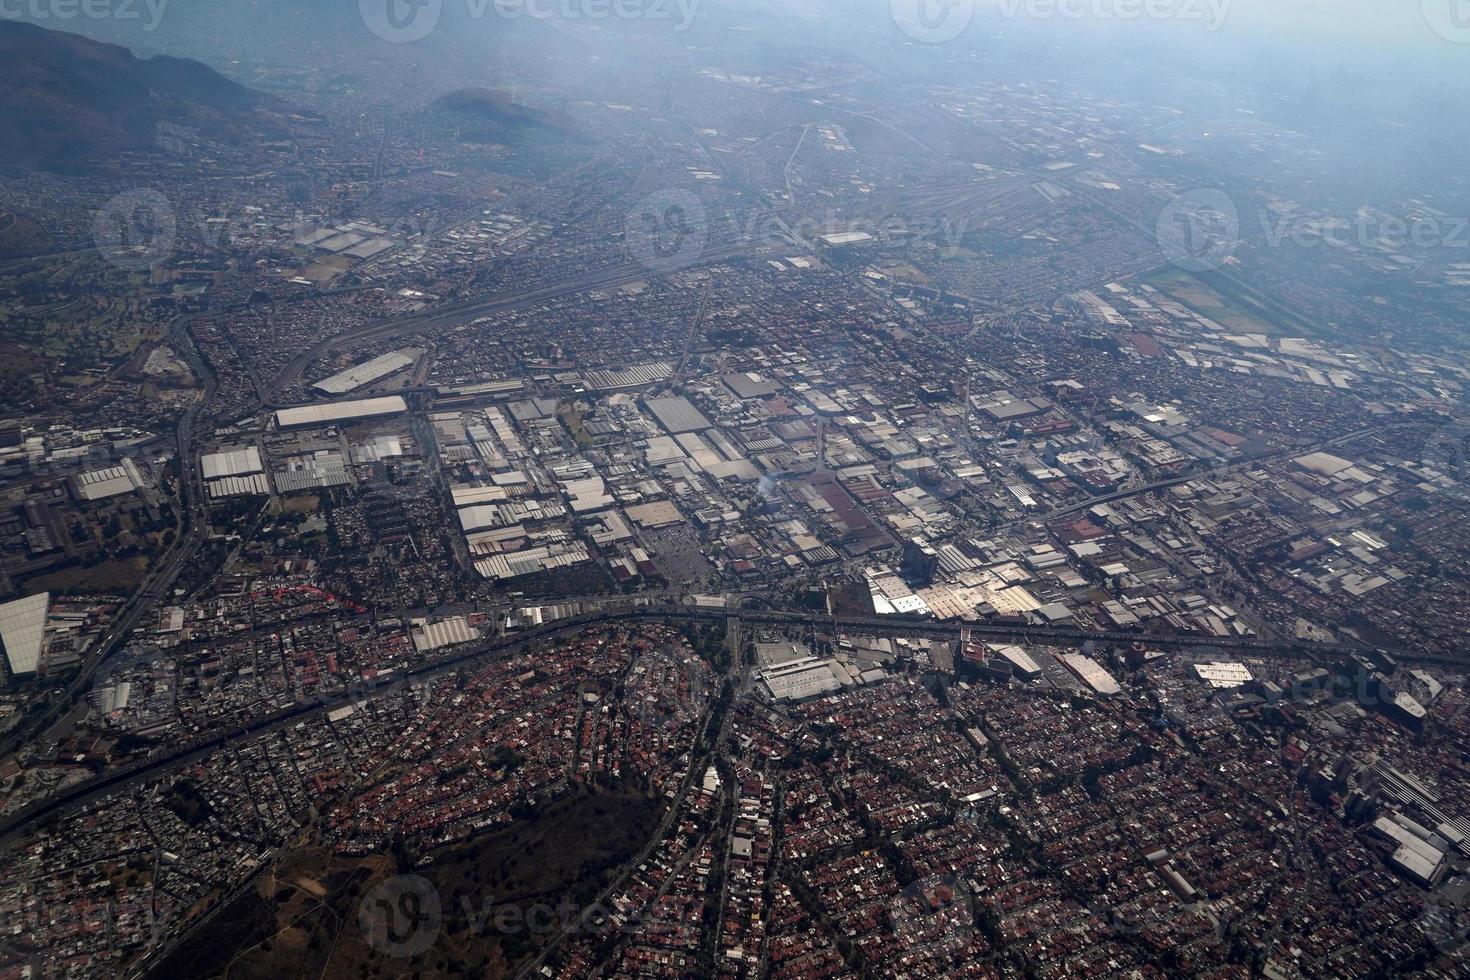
[74,458,145,501]
[1057,653,1122,696]
[275,396,407,430]
[411,616,480,653]
[760,656,845,701]
[992,644,1043,677]
[818,230,875,246]
[1191,661,1253,689]
[310,349,417,396]
[201,446,264,480]
[0,593,50,676]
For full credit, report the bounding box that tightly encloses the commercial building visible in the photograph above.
[722,372,779,399]
[411,616,480,653]
[902,538,939,585]
[1190,662,1253,689]
[473,541,591,581]
[817,231,875,247]
[1372,816,1447,888]
[274,396,408,431]
[272,453,351,494]
[201,446,264,480]
[0,593,50,677]
[207,474,271,498]
[1057,652,1122,697]
[626,501,684,529]
[310,349,417,396]
[1383,689,1428,731]
[643,395,712,434]
[755,642,811,669]
[583,361,673,391]
[760,656,847,702]
[71,459,146,502]
[991,644,1044,680]
[978,393,1052,422]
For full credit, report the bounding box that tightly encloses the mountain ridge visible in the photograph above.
[0,20,269,172]
[432,87,580,144]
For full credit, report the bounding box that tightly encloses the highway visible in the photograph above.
[0,312,218,759]
[267,241,758,397]
[0,599,1423,850]
[0,234,764,754]
[1019,419,1409,530]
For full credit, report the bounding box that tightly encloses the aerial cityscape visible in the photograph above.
[0,0,1467,976]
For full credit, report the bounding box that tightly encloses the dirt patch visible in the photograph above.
[22,557,148,595]
[145,785,661,980]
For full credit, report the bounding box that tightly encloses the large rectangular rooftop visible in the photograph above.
[0,593,50,676]
[310,350,417,396]
[73,459,145,501]
[1057,652,1122,696]
[274,396,408,430]
[644,395,712,434]
[201,446,264,480]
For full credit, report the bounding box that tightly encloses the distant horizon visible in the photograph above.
[0,3,1468,979]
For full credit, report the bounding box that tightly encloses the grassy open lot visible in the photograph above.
[278,495,320,515]
[0,252,173,391]
[22,557,148,596]
[434,783,660,909]
[1139,266,1324,337]
[1141,267,1284,335]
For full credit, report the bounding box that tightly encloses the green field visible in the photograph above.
[0,253,172,373]
[1141,267,1286,335]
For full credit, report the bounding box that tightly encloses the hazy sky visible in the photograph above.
[853,0,1453,70]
